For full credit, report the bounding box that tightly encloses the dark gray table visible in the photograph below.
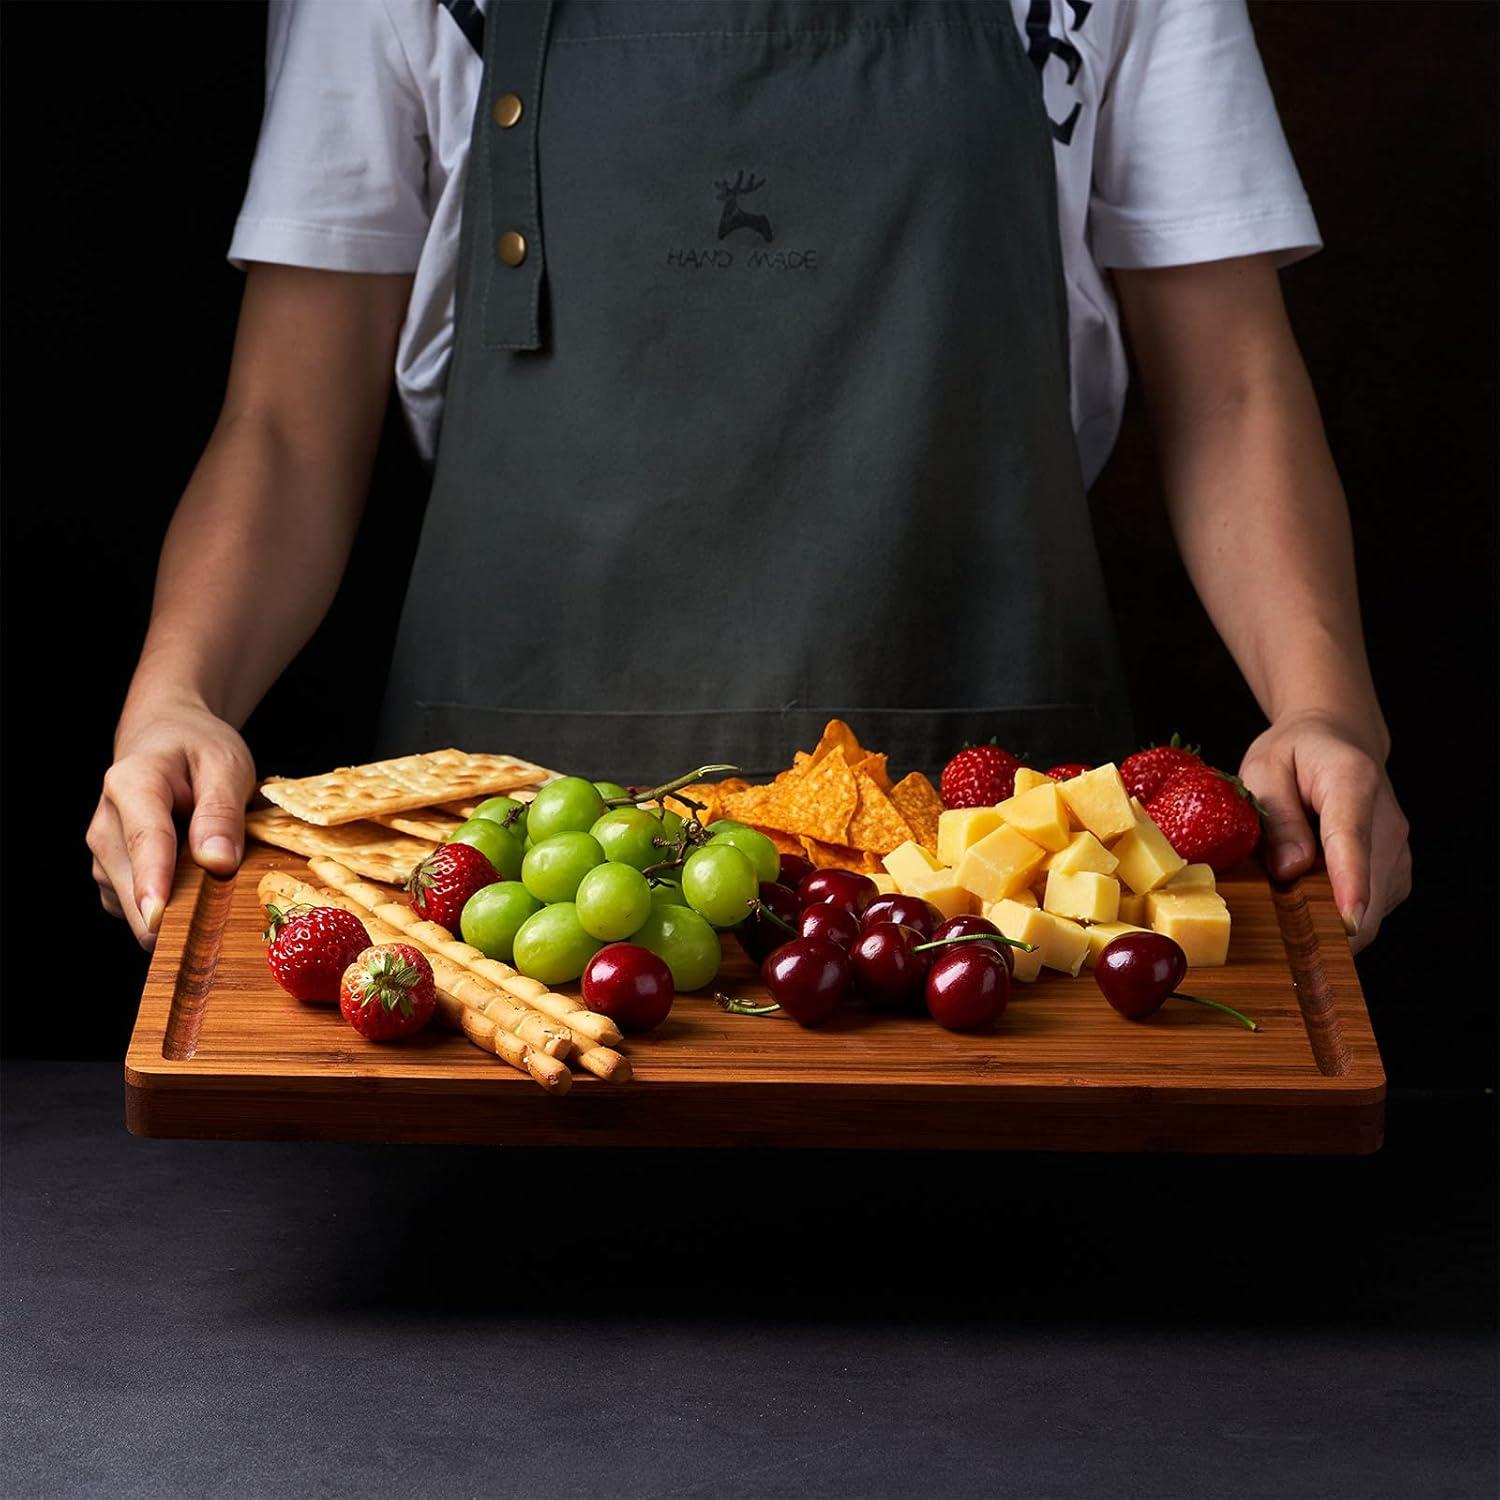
[3,1061,1494,1498]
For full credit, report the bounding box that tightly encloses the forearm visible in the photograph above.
[1155,363,1388,758]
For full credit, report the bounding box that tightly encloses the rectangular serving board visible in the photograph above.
[126,846,1384,1153]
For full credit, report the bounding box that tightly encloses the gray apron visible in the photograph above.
[380,0,1133,783]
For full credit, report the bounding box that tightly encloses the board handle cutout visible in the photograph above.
[1272,878,1352,1077]
[162,871,237,1060]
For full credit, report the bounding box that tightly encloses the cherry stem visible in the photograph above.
[1170,991,1259,1032]
[713,992,781,1016]
[749,898,797,936]
[607,764,739,809]
[914,932,1034,954]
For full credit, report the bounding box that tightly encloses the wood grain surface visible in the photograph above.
[125,846,1384,1152]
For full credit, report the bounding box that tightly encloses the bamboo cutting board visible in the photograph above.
[125,845,1384,1153]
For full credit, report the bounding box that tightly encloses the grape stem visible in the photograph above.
[749,898,798,936]
[914,932,1034,954]
[1170,991,1259,1032]
[713,991,781,1017]
[606,764,740,809]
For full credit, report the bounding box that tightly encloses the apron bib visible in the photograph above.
[380,0,1132,781]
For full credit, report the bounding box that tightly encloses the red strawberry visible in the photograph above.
[1121,736,1205,804]
[339,943,438,1041]
[1146,769,1261,872]
[940,744,1022,808]
[1045,763,1093,781]
[263,903,370,1003]
[407,841,498,931]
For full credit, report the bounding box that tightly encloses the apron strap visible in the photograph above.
[436,0,484,54]
[480,0,556,351]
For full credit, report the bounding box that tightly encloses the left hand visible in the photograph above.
[1239,711,1410,952]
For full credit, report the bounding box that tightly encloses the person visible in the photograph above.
[88,0,1410,955]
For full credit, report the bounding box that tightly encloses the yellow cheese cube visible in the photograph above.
[1057,763,1136,843]
[1009,887,1039,908]
[1030,911,1090,975]
[1083,920,1148,968]
[1112,815,1188,894]
[1118,892,1149,926]
[995,783,1072,852]
[870,872,898,895]
[909,873,976,921]
[1164,863,1216,892]
[1043,869,1121,924]
[1146,892,1231,967]
[984,898,1044,982]
[882,839,942,895]
[1012,767,1051,795]
[936,807,1003,868]
[955,823,1046,903]
[1044,830,1119,877]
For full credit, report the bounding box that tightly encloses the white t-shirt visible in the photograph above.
[230,0,1320,486]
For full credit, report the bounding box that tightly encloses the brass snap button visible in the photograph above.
[493,93,523,129]
[497,231,527,267]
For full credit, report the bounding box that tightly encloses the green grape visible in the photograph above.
[592,781,630,802]
[521,831,605,904]
[575,862,652,942]
[460,881,542,963]
[511,903,604,985]
[632,904,721,991]
[649,879,687,910]
[706,818,748,835]
[591,807,667,871]
[447,818,524,881]
[528,777,606,840]
[656,807,685,843]
[469,795,528,840]
[680,843,759,928]
[707,825,780,884]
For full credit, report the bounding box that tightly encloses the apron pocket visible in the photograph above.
[415,702,1105,784]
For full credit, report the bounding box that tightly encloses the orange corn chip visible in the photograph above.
[888,771,944,851]
[799,835,882,874]
[848,751,892,792]
[807,719,863,768]
[721,782,779,822]
[751,825,804,857]
[846,769,914,855]
[751,747,857,845]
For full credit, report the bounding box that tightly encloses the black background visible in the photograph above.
[2,0,1495,1087]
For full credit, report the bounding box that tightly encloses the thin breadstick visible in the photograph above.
[257,871,570,1094]
[308,857,626,1049]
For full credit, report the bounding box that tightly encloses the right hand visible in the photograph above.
[88,698,256,949]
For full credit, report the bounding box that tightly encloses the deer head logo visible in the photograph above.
[714,171,774,243]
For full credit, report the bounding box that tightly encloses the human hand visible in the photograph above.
[87,697,255,949]
[1239,711,1410,952]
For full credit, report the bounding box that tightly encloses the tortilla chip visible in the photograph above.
[751,825,804,858]
[799,835,882,874]
[848,751,892,792]
[807,719,864,769]
[671,778,749,827]
[889,772,945,852]
[846,769,914,855]
[749,747,857,845]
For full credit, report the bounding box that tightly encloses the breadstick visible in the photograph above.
[257,870,570,1094]
[308,858,627,1050]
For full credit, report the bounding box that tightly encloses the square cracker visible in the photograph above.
[259,749,557,826]
[245,808,435,886]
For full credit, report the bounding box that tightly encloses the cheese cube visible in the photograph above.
[1057,763,1136,843]
[882,839,943,895]
[1009,887,1038,908]
[1118,892,1149,926]
[955,823,1046,902]
[1084,920,1148,968]
[1164,863,1216,892]
[984,898,1044,982]
[1146,891,1231,967]
[936,807,1003,868]
[870,872,898,895]
[995,783,1072,852]
[1030,911,1090,975]
[1112,815,1188,894]
[910,873,976,921]
[1044,830,1119,877]
[1043,869,1121,924]
[1012,767,1050,795]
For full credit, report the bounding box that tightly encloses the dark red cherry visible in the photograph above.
[581,943,675,1033]
[738,881,802,963]
[777,853,815,890]
[851,922,929,1008]
[861,893,942,939]
[797,903,861,951]
[925,946,1009,1032]
[760,938,851,1027]
[1093,931,1187,1019]
[797,868,878,916]
[929,913,1014,975]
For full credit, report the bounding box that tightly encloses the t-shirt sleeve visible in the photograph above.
[1089,0,1321,270]
[228,0,430,274]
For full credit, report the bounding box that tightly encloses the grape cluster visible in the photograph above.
[453,772,782,1024]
